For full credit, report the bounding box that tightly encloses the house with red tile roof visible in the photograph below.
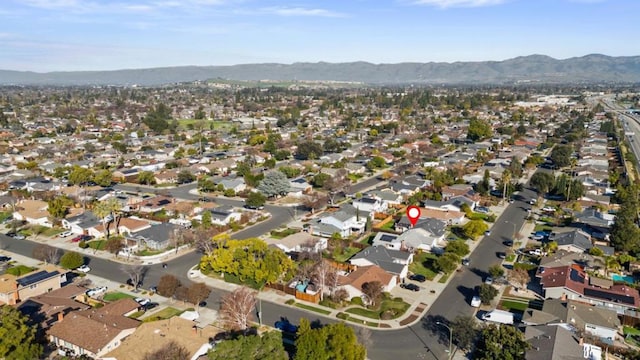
[538,264,640,313]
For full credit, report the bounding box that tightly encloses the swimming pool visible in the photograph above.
[612,274,635,284]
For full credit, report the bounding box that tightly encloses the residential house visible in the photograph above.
[441,184,481,203]
[548,229,593,253]
[417,207,465,225]
[200,205,242,226]
[524,325,597,360]
[13,199,54,227]
[126,223,180,250]
[289,177,312,196]
[310,204,368,238]
[538,264,640,313]
[368,189,403,207]
[93,217,151,238]
[338,265,396,301]
[522,299,620,342]
[134,195,173,214]
[48,299,141,358]
[18,285,90,330]
[423,195,477,212]
[395,225,447,252]
[352,196,387,214]
[349,246,412,279]
[371,232,403,251]
[112,168,140,183]
[218,177,246,193]
[154,170,178,185]
[265,232,328,254]
[62,211,101,236]
[0,266,67,305]
[389,175,428,196]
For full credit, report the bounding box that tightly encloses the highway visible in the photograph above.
[601,97,640,173]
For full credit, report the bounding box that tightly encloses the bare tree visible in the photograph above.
[157,274,181,297]
[191,228,216,256]
[121,264,147,289]
[143,341,190,360]
[311,260,337,301]
[302,192,327,214]
[508,267,530,291]
[175,286,189,302]
[32,244,62,265]
[219,287,257,331]
[361,281,384,306]
[187,282,211,310]
[324,169,350,205]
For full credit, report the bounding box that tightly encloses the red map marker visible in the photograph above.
[406,205,421,226]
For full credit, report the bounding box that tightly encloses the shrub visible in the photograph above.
[336,312,348,320]
[285,299,295,305]
[78,241,88,249]
[350,297,364,306]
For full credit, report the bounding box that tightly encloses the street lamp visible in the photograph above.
[436,321,453,360]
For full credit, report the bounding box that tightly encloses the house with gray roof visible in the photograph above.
[352,196,386,214]
[62,211,101,236]
[349,246,412,279]
[548,229,592,253]
[574,208,613,233]
[126,223,180,250]
[367,189,403,206]
[200,205,241,226]
[310,204,369,238]
[218,177,246,193]
[524,325,590,360]
[422,195,477,212]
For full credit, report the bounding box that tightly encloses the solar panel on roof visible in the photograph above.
[583,288,635,305]
[569,269,585,284]
[158,199,171,205]
[380,235,396,242]
[16,271,59,287]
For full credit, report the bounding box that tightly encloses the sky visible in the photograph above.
[0,0,638,72]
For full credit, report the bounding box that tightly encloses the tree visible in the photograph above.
[191,227,216,256]
[143,103,173,133]
[474,324,530,360]
[201,211,212,229]
[295,319,366,360]
[302,192,327,214]
[500,169,512,202]
[47,196,70,221]
[530,172,555,194]
[257,171,290,198]
[478,284,498,304]
[295,142,323,160]
[157,274,181,297]
[311,260,337,301]
[32,244,61,264]
[488,264,505,279]
[208,331,287,360]
[68,165,93,186]
[137,171,156,185]
[245,191,266,208]
[361,281,384,306]
[60,251,84,270]
[366,156,386,170]
[177,170,196,184]
[105,237,124,255]
[122,265,147,289]
[0,305,43,360]
[311,173,331,188]
[93,200,113,239]
[187,282,211,309]
[324,169,350,205]
[550,145,572,168]
[462,219,489,239]
[93,169,113,187]
[436,252,460,274]
[508,267,530,290]
[451,315,479,351]
[467,118,492,141]
[444,240,470,257]
[219,287,256,331]
[143,341,190,360]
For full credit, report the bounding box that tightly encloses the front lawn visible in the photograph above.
[135,249,164,256]
[43,227,64,237]
[332,247,361,263]
[408,252,438,280]
[6,265,36,276]
[103,292,136,302]
[294,303,332,315]
[379,220,396,231]
[500,300,529,311]
[142,307,184,322]
[345,297,410,320]
[533,224,554,232]
[87,240,106,250]
[270,228,298,239]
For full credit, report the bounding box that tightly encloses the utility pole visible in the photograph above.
[436,321,453,360]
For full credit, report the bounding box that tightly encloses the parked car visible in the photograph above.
[484,230,491,236]
[497,252,507,259]
[12,234,25,240]
[529,249,547,256]
[484,277,493,285]
[529,199,536,205]
[149,286,158,293]
[76,265,91,273]
[476,207,490,214]
[462,258,470,266]
[408,274,426,282]
[143,302,159,310]
[503,240,514,247]
[400,283,420,292]
[71,235,83,243]
[275,319,298,333]
[86,286,107,297]
[135,297,151,306]
[0,255,11,262]
[244,204,265,210]
[470,296,481,308]
[58,231,73,238]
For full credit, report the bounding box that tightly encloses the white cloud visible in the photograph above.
[263,6,346,17]
[411,0,507,8]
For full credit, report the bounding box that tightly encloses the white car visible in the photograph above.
[58,231,73,238]
[471,296,481,308]
[135,297,150,306]
[86,286,108,297]
[76,265,90,273]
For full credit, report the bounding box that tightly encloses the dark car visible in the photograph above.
[503,240,514,247]
[275,320,298,333]
[497,252,507,259]
[0,255,11,262]
[198,301,207,307]
[408,274,426,282]
[400,283,420,292]
[143,302,159,310]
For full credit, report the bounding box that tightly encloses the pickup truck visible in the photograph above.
[528,249,547,256]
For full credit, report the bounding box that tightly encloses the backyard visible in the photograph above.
[408,252,439,280]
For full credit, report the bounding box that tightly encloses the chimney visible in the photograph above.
[579,337,584,345]
[192,325,197,335]
[57,312,64,322]
[561,293,567,301]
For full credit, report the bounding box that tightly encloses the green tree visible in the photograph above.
[246,191,267,208]
[474,324,530,360]
[201,211,212,229]
[295,142,323,160]
[488,264,505,278]
[143,103,173,133]
[451,315,479,351]
[295,320,366,360]
[47,196,71,221]
[295,318,328,360]
[478,284,498,304]
[467,118,492,141]
[366,156,386,170]
[550,145,572,168]
[530,172,555,194]
[59,251,84,270]
[0,305,43,360]
[462,219,489,239]
[278,166,301,179]
[68,165,93,185]
[137,171,156,185]
[444,240,470,257]
[436,252,460,274]
[177,170,196,184]
[208,331,287,360]
[93,169,113,187]
[257,171,290,198]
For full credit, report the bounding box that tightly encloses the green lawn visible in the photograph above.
[379,220,396,231]
[408,252,438,280]
[87,240,106,250]
[333,247,361,263]
[624,326,640,336]
[270,228,299,239]
[0,211,11,222]
[500,300,529,311]
[6,265,36,276]
[359,233,376,245]
[345,298,409,320]
[103,292,136,302]
[177,119,233,130]
[438,273,450,283]
[143,307,184,322]
[43,227,64,237]
[128,310,145,319]
[533,224,554,232]
[294,303,332,315]
[505,254,516,262]
[135,249,164,256]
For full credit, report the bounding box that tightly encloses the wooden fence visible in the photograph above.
[265,283,321,303]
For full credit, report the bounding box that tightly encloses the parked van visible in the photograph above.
[481,309,514,325]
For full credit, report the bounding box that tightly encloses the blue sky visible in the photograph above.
[0,0,638,71]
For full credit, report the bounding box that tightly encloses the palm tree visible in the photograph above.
[501,169,512,203]
[93,200,112,239]
[605,256,621,276]
[104,197,123,236]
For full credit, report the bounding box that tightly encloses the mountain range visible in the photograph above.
[1,54,639,86]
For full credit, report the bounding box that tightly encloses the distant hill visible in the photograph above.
[1,54,639,86]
